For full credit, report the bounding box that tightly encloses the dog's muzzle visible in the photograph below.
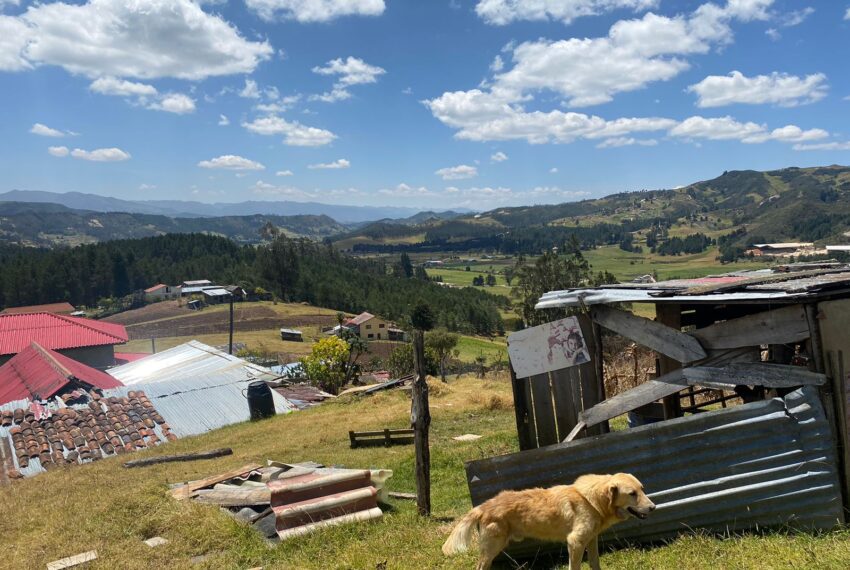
[627,506,651,520]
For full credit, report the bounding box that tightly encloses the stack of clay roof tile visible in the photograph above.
[1,390,174,479]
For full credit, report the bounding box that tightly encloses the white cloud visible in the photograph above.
[491,151,508,162]
[765,27,780,40]
[669,116,828,144]
[139,183,156,190]
[218,114,230,126]
[596,137,658,148]
[402,87,413,95]
[240,79,261,99]
[688,71,827,107]
[1,0,272,79]
[489,55,504,73]
[308,158,350,169]
[276,169,294,176]
[89,76,157,97]
[846,8,850,21]
[70,147,131,162]
[245,0,385,22]
[198,155,265,170]
[475,0,658,25]
[255,94,301,113]
[435,164,478,180]
[48,146,69,157]
[148,92,196,114]
[378,183,433,197]
[311,56,386,103]
[782,7,814,27]
[30,122,71,137]
[793,141,850,151]
[242,115,337,147]
[550,167,559,173]
[0,0,21,8]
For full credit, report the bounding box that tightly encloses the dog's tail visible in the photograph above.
[442,507,482,556]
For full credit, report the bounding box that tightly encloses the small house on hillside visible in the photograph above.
[343,312,406,341]
[201,288,231,304]
[225,285,247,300]
[144,284,181,301]
[0,312,128,368]
[280,328,303,342]
[1,302,76,315]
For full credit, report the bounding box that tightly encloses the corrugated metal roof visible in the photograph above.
[346,312,375,326]
[0,342,122,405]
[102,375,294,437]
[107,340,280,386]
[466,386,843,555]
[202,288,231,297]
[0,313,128,355]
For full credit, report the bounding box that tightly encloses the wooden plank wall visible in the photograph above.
[509,314,603,449]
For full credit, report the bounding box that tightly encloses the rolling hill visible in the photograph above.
[330,165,850,254]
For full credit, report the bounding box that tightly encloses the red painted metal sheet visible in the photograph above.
[0,313,128,356]
[0,342,123,405]
[269,468,382,539]
[0,302,76,315]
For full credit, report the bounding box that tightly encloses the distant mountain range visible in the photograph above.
[0,190,468,224]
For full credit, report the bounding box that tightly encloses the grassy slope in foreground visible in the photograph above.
[1,376,848,569]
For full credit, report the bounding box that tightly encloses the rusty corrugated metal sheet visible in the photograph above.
[466,387,843,554]
[269,466,389,540]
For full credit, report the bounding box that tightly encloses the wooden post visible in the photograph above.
[411,329,431,516]
[151,337,156,354]
[591,321,609,434]
[656,304,682,420]
[228,293,235,355]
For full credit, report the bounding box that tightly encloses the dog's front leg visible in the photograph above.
[587,536,601,570]
[567,534,586,570]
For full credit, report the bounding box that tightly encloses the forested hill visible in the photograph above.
[331,165,850,254]
[0,202,347,246]
[0,234,506,335]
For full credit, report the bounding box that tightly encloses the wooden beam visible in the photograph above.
[563,421,587,443]
[193,486,271,507]
[411,329,431,517]
[170,463,263,500]
[123,448,232,468]
[591,305,707,363]
[682,363,827,389]
[690,305,809,350]
[578,347,759,429]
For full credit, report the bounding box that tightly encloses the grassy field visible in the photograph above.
[584,245,770,281]
[455,335,507,364]
[2,375,848,569]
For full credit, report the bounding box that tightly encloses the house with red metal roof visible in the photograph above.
[0,342,123,406]
[144,283,182,301]
[0,312,128,368]
[1,302,76,315]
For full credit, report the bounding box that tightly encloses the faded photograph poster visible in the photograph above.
[507,316,591,378]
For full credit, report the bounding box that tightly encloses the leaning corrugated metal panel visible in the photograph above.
[107,340,280,386]
[466,387,843,553]
[103,373,295,437]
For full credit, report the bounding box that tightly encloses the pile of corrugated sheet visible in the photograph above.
[0,390,173,481]
[171,460,392,541]
[105,341,295,437]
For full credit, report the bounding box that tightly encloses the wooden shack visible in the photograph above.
[280,328,303,342]
[467,263,850,555]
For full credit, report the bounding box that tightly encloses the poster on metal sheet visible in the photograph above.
[507,316,590,378]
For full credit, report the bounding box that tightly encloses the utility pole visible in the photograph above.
[228,293,234,355]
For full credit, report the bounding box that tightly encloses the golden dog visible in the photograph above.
[442,473,655,570]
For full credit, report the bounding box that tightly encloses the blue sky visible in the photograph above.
[1,0,849,210]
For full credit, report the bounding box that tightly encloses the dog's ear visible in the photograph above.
[608,484,618,506]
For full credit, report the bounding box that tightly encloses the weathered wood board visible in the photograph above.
[683,363,827,389]
[690,305,809,349]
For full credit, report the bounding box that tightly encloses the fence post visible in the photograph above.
[411,329,431,516]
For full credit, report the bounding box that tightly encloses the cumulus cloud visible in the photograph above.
[198,154,265,170]
[310,56,385,102]
[139,183,156,190]
[48,146,69,157]
[0,0,272,79]
[240,79,261,99]
[435,164,478,180]
[70,147,131,161]
[378,183,433,197]
[308,158,350,169]
[218,114,230,126]
[242,115,337,147]
[596,137,658,148]
[148,92,196,114]
[491,151,508,162]
[475,0,658,25]
[669,116,828,143]
[276,169,294,176]
[30,122,72,137]
[245,0,385,22]
[89,76,157,97]
[688,71,827,107]
[550,167,559,173]
[846,8,850,20]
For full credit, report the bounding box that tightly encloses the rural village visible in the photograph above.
[4,1,850,569]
